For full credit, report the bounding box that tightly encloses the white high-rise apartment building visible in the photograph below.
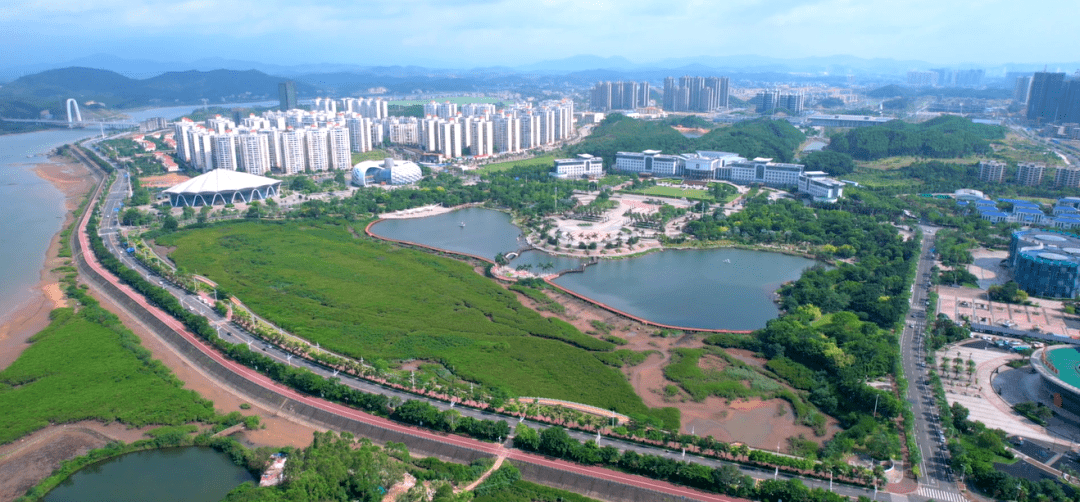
[357,98,388,119]
[240,114,270,129]
[421,118,440,152]
[280,129,306,174]
[388,119,420,146]
[305,128,330,171]
[237,132,271,175]
[425,101,458,119]
[437,121,462,159]
[462,103,496,118]
[190,129,214,172]
[520,113,540,149]
[470,119,494,157]
[327,126,351,170]
[346,117,373,153]
[173,119,195,163]
[211,132,239,171]
[206,115,235,134]
[494,115,520,153]
[537,108,555,145]
[260,129,284,170]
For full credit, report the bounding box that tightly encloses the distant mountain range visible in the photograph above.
[1,53,1076,119]
[0,67,323,119]
[6,53,1079,83]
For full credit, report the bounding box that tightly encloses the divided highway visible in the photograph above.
[900,226,966,502]
[77,145,892,501]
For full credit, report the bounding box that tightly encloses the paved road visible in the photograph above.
[900,225,966,502]
[78,146,894,502]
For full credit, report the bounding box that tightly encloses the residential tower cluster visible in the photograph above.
[172,97,576,175]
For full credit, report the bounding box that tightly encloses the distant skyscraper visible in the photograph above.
[954,69,984,87]
[1013,76,1032,104]
[1026,72,1066,123]
[278,81,298,111]
[907,71,937,87]
[589,81,649,111]
[930,68,953,87]
[1057,78,1080,124]
[662,76,728,112]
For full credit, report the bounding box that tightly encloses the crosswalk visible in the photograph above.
[916,486,967,502]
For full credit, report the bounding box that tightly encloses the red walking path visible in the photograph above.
[75,179,744,502]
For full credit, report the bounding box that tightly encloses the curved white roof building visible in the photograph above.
[351,158,423,187]
[163,169,282,207]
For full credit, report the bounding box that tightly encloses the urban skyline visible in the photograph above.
[1,0,1078,72]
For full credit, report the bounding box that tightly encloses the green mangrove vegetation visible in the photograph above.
[158,219,677,427]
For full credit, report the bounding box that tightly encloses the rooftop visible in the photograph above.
[163,169,281,195]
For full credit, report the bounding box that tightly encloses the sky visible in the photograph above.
[0,0,1075,70]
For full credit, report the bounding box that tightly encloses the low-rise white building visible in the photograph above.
[551,154,603,179]
[798,171,845,202]
[614,150,684,177]
[728,157,804,187]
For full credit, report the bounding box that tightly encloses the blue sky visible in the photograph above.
[0,0,1073,69]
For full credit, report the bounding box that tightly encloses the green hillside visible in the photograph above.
[0,67,321,118]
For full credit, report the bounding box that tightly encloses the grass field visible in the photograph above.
[159,220,674,423]
[996,133,1065,166]
[858,155,979,171]
[475,154,558,175]
[389,97,504,107]
[0,308,216,444]
[842,170,925,188]
[352,149,391,164]
[623,184,735,203]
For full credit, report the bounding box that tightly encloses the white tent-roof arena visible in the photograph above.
[163,169,282,207]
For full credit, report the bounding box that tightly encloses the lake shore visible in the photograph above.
[0,154,95,371]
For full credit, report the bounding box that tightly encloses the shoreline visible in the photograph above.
[0,154,95,371]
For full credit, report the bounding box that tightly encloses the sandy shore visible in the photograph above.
[0,151,320,502]
[0,155,95,371]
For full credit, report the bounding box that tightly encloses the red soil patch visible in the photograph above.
[681,397,840,451]
[492,266,846,452]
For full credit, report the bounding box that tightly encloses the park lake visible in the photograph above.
[370,207,816,331]
[43,447,254,502]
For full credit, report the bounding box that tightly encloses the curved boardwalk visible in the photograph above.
[365,218,755,335]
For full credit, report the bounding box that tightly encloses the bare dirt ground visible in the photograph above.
[506,284,839,450]
[0,154,321,502]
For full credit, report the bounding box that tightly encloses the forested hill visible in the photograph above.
[0,67,321,118]
[566,115,806,165]
[825,115,1005,161]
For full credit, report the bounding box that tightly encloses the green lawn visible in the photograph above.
[0,308,217,444]
[351,150,391,164]
[475,155,558,175]
[389,97,505,107]
[623,184,734,203]
[159,220,674,424]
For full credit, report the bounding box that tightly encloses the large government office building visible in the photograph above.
[604,150,845,202]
